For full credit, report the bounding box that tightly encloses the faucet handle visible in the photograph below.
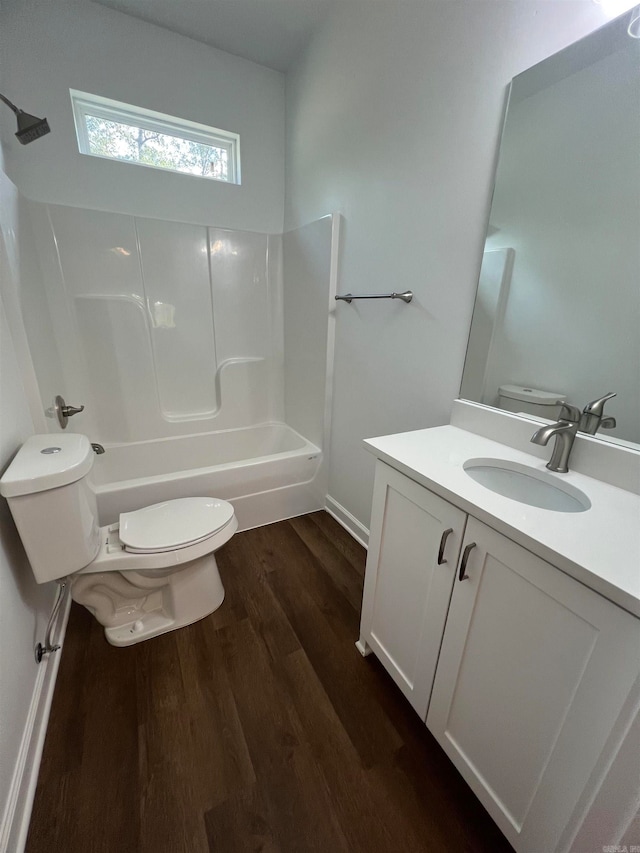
[583,392,616,416]
[54,394,85,430]
[559,404,581,423]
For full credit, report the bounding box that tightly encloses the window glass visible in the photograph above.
[71,90,240,183]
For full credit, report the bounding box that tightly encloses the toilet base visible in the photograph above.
[71,552,225,647]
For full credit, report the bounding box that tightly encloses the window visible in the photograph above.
[70,90,240,183]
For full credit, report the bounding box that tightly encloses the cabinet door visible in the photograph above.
[427,517,640,853]
[359,461,466,718]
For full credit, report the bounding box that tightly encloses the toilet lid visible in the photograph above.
[119,498,234,553]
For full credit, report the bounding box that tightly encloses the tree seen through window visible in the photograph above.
[85,115,229,180]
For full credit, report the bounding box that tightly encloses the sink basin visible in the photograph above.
[463,458,591,513]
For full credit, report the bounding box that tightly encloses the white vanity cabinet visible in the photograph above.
[359,459,640,853]
[359,461,466,717]
[427,516,640,852]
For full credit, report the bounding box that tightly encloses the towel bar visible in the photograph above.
[335,290,413,304]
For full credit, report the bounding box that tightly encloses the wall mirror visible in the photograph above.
[460,12,639,448]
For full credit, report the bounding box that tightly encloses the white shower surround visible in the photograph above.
[92,423,322,532]
[21,199,337,530]
[27,203,286,443]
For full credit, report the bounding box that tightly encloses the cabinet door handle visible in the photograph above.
[459,542,476,581]
[437,528,453,564]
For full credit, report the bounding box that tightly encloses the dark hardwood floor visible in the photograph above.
[26,511,513,853]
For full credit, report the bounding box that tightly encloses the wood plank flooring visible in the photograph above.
[26,511,513,853]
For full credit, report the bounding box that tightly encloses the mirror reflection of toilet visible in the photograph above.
[0,434,237,647]
[497,384,566,421]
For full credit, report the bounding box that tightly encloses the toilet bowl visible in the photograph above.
[70,497,237,646]
[0,435,237,646]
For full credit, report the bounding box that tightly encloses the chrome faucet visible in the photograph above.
[579,392,617,435]
[530,404,581,473]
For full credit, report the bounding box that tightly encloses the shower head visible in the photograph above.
[0,93,50,145]
[15,110,50,145]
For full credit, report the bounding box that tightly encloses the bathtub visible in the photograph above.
[91,422,323,531]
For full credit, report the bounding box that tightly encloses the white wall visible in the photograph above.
[0,0,284,232]
[285,0,609,530]
[0,164,56,850]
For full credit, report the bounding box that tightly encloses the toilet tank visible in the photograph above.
[0,434,101,583]
[497,384,566,420]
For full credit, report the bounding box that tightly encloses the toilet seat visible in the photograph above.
[119,497,235,554]
[76,510,239,576]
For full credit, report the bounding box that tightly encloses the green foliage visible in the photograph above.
[85,115,228,179]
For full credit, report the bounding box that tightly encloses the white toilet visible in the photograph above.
[0,434,237,647]
[497,384,567,421]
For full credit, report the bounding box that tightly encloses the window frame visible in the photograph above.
[70,89,241,184]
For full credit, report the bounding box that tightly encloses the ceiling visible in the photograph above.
[91,0,335,72]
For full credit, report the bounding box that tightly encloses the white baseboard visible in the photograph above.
[325,495,369,549]
[1,590,72,853]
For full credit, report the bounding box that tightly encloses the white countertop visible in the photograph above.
[364,425,640,618]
